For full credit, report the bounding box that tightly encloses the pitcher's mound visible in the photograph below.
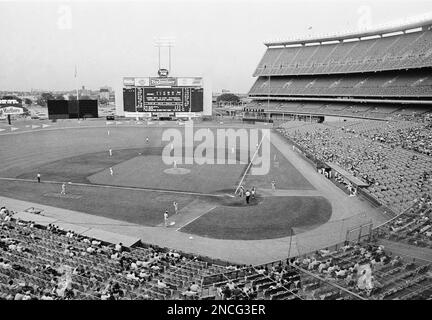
[163,168,191,175]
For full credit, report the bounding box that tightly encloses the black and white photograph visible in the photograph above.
[0,0,431,312]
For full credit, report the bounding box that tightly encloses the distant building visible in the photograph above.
[80,85,91,98]
[99,88,110,100]
[99,86,114,102]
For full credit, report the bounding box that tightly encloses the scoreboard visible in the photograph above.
[122,77,204,113]
[142,87,183,110]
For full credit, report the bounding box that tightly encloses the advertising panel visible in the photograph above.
[134,77,150,86]
[176,77,203,87]
[124,111,152,118]
[149,77,177,87]
[0,98,22,107]
[123,77,135,86]
[0,106,24,115]
[175,112,198,117]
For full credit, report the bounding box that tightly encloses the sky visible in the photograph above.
[1,0,432,93]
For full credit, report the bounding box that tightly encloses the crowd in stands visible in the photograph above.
[277,118,432,215]
[350,119,432,156]
[202,240,432,300]
[376,194,432,249]
[2,203,321,300]
[0,205,235,300]
[289,241,432,299]
[202,261,356,300]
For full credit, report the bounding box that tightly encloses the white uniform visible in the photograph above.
[239,186,244,197]
[164,212,168,227]
[61,183,66,195]
[173,202,178,214]
[109,167,114,176]
[109,149,112,157]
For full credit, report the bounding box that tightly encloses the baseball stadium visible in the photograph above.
[0,12,431,301]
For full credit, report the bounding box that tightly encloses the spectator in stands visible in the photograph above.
[183,287,197,298]
[190,282,200,292]
[115,242,123,252]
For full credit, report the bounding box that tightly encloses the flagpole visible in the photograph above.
[75,65,80,119]
[75,65,78,99]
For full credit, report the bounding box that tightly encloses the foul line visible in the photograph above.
[0,177,227,198]
[234,131,268,196]
[175,205,217,232]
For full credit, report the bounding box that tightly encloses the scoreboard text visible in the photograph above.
[123,87,203,113]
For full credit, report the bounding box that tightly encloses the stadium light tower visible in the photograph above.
[154,37,176,73]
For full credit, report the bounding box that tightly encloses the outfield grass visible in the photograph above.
[88,154,246,194]
[17,148,144,183]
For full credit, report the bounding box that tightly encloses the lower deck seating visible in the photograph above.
[277,118,432,217]
[0,207,241,300]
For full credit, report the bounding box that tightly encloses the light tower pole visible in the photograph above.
[154,37,176,74]
[74,64,80,119]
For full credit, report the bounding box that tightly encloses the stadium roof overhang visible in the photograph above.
[264,19,432,47]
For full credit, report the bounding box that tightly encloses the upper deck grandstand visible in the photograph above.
[254,19,432,76]
[249,19,432,119]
